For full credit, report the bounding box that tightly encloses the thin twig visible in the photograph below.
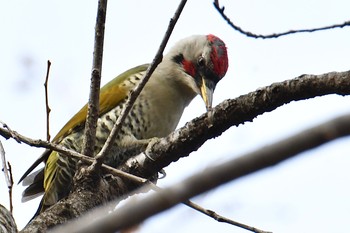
[183,200,270,233]
[0,140,13,213]
[93,0,188,166]
[151,185,269,233]
[213,0,350,39]
[44,60,52,141]
[7,162,13,213]
[0,121,144,184]
[81,0,108,157]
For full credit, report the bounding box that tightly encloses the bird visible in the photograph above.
[19,34,229,218]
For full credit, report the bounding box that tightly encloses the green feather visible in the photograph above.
[53,64,149,143]
[19,64,149,198]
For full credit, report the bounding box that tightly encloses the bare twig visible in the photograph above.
[183,200,270,233]
[44,60,52,141]
[81,0,108,157]
[0,121,144,184]
[0,140,14,213]
[7,162,13,214]
[93,0,188,166]
[50,113,350,233]
[151,184,269,233]
[213,0,350,39]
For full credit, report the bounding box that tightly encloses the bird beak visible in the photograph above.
[200,77,215,111]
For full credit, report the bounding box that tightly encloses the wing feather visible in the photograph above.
[20,64,149,200]
[53,64,149,142]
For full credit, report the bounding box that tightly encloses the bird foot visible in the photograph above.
[144,137,160,161]
[158,169,166,179]
[144,137,166,179]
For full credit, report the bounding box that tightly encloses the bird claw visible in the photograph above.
[144,138,166,179]
[144,137,160,162]
[158,169,166,179]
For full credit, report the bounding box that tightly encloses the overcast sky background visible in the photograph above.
[1,0,350,232]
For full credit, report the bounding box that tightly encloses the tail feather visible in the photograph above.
[21,168,45,202]
[18,149,51,184]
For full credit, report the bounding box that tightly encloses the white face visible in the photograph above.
[166,35,211,95]
[161,34,227,108]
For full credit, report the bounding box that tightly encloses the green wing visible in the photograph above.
[53,64,149,143]
[19,64,149,189]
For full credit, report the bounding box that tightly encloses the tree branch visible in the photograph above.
[119,70,350,176]
[50,112,350,233]
[2,70,349,173]
[0,141,14,214]
[213,0,350,39]
[0,121,265,232]
[16,69,350,232]
[93,0,188,167]
[0,121,145,184]
[0,121,267,233]
[44,60,51,141]
[0,204,17,233]
[182,200,271,233]
[81,0,108,157]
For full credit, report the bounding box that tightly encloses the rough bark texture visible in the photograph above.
[0,70,349,232]
[48,111,350,233]
[121,70,350,174]
[0,204,17,233]
[20,166,126,233]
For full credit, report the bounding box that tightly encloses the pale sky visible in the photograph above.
[1,0,350,232]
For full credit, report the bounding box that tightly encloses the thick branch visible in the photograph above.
[13,69,350,231]
[0,204,17,233]
[2,71,349,170]
[120,70,350,175]
[51,112,350,233]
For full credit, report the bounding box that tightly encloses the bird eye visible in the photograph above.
[197,56,205,67]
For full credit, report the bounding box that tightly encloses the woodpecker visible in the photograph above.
[19,34,229,217]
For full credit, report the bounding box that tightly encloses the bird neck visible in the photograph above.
[155,57,199,106]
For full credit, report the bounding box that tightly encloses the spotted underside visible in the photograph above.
[43,67,158,207]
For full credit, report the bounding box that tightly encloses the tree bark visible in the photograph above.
[16,69,350,232]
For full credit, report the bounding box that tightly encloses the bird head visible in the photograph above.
[169,34,229,111]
